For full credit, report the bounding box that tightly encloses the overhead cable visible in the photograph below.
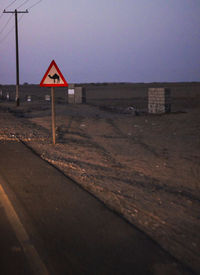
[4,0,18,10]
[0,14,13,35]
[17,0,31,9]
[0,13,24,45]
[0,12,4,21]
[27,0,42,10]
[0,23,15,44]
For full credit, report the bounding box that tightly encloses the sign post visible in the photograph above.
[40,60,68,144]
[51,87,56,144]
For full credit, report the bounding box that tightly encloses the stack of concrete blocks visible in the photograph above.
[148,88,171,114]
[68,84,83,104]
[74,87,82,104]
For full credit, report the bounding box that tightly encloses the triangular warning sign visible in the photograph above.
[40,60,68,87]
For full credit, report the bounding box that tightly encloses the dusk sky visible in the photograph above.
[0,0,200,84]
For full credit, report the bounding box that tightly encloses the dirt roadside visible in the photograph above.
[0,99,199,274]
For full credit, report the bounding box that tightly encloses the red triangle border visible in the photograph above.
[40,60,68,87]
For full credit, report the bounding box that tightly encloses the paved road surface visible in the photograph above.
[0,201,31,274]
[0,141,194,274]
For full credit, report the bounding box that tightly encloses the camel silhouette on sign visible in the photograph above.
[48,73,60,83]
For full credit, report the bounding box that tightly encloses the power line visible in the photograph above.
[0,13,24,44]
[0,11,5,21]
[17,0,31,9]
[0,0,17,22]
[0,0,43,43]
[1,0,42,17]
[0,14,13,35]
[4,0,18,10]
[0,22,15,44]
[0,0,42,43]
[27,0,42,10]
[0,8,24,43]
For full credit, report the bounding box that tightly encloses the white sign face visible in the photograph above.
[42,64,65,85]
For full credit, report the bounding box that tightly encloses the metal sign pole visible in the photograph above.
[51,87,56,144]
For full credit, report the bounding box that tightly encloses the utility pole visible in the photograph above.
[3,9,28,106]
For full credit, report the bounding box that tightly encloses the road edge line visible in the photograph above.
[0,180,49,275]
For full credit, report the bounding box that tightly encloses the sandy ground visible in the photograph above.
[0,97,200,274]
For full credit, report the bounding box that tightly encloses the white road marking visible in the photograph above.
[0,179,49,275]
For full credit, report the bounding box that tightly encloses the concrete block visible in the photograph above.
[148,88,171,114]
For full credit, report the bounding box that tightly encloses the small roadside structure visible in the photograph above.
[45,94,51,101]
[148,88,171,114]
[27,95,31,102]
[6,92,10,100]
[68,86,83,104]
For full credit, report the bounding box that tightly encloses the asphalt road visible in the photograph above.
[0,141,194,275]
[0,200,31,275]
